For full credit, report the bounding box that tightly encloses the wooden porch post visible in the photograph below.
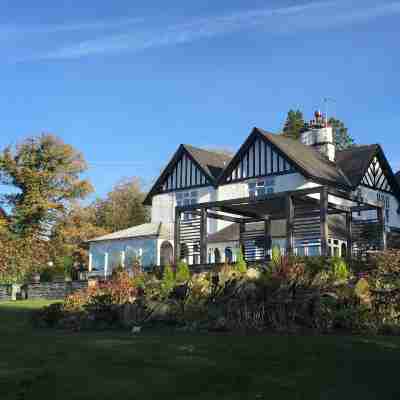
[239,220,245,260]
[200,208,208,264]
[346,211,353,258]
[286,195,294,255]
[174,208,181,265]
[320,187,329,256]
[377,205,387,251]
[264,218,271,262]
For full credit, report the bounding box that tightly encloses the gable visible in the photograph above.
[161,151,210,191]
[143,145,213,205]
[223,131,296,183]
[361,156,393,193]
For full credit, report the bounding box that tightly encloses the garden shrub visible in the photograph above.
[233,249,247,274]
[161,264,175,296]
[331,257,350,282]
[175,261,190,283]
[271,245,281,267]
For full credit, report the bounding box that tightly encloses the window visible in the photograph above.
[214,248,221,264]
[176,190,199,220]
[225,247,233,263]
[248,178,275,198]
[308,246,320,257]
[377,193,390,225]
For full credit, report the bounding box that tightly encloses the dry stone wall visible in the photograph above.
[26,280,89,300]
[0,285,11,301]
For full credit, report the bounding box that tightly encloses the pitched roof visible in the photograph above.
[229,128,352,189]
[183,145,232,181]
[87,222,171,243]
[144,144,232,205]
[335,145,379,187]
[396,171,400,185]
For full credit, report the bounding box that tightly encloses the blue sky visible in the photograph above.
[1,0,399,200]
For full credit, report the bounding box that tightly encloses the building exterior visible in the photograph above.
[88,112,400,276]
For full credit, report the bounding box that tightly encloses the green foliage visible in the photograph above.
[161,264,175,295]
[234,249,247,274]
[328,117,354,150]
[175,261,190,283]
[282,109,305,140]
[91,177,149,232]
[271,246,281,267]
[331,257,350,282]
[0,134,93,238]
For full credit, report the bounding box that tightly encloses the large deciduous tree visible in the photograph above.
[0,134,93,237]
[92,177,149,232]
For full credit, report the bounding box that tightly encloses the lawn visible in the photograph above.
[1,301,400,399]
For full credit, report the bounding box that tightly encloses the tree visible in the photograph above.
[282,109,305,140]
[50,203,109,269]
[328,117,354,150]
[0,134,93,238]
[92,177,149,232]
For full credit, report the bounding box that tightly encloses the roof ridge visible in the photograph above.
[183,144,233,158]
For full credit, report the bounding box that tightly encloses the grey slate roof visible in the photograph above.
[183,144,232,181]
[208,223,240,243]
[335,145,379,187]
[87,222,171,243]
[258,129,352,189]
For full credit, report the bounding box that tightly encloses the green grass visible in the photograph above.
[1,301,400,399]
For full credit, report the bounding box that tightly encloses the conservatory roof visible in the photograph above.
[87,222,171,243]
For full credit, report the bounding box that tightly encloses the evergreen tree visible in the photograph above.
[282,109,305,140]
[0,134,92,238]
[328,117,354,150]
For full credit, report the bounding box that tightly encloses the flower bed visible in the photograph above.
[33,252,400,335]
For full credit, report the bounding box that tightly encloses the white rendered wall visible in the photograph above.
[151,186,218,234]
[355,186,400,229]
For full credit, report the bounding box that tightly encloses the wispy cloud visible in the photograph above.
[16,1,400,61]
[2,16,144,36]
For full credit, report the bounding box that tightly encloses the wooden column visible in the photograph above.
[377,206,387,251]
[174,208,181,265]
[264,219,271,262]
[200,208,208,264]
[320,187,329,256]
[286,195,294,255]
[239,220,245,260]
[346,211,353,258]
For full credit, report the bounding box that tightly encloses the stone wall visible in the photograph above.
[0,285,12,302]
[26,280,89,300]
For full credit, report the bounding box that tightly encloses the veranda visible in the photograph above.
[174,186,386,265]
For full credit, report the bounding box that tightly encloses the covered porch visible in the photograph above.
[174,186,387,265]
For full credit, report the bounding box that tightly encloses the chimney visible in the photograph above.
[300,110,335,162]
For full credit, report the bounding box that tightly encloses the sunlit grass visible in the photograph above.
[1,300,400,399]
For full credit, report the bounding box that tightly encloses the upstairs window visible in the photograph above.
[249,178,275,198]
[176,190,199,220]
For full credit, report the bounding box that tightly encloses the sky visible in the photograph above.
[1,0,399,200]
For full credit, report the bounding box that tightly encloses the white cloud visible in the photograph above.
[17,1,400,61]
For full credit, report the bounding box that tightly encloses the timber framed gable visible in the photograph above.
[218,129,297,184]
